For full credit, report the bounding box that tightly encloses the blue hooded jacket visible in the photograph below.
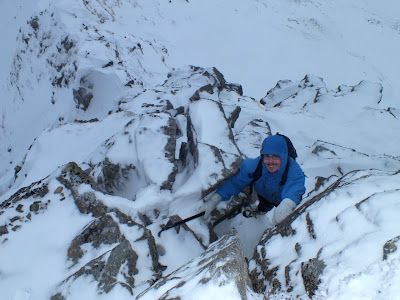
[217,135,305,205]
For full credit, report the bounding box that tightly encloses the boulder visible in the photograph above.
[137,232,252,300]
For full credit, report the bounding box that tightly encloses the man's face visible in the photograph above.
[263,155,281,173]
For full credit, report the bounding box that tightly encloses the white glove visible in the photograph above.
[203,192,222,220]
[272,198,296,225]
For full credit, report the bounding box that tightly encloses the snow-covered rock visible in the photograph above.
[1,66,399,299]
[0,0,170,195]
[1,1,400,299]
[0,63,269,299]
[249,169,400,299]
[258,74,400,195]
[0,162,205,299]
[137,232,252,300]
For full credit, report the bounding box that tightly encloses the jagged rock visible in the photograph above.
[301,256,326,297]
[2,10,399,297]
[10,216,20,223]
[312,175,334,192]
[298,74,325,89]
[260,78,304,108]
[67,215,122,264]
[74,191,108,217]
[95,158,136,195]
[99,65,256,198]
[11,225,21,232]
[2,1,172,195]
[187,97,242,191]
[383,236,400,260]
[138,232,251,299]
[138,212,152,226]
[50,166,166,293]
[160,117,178,190]
[305,139,399,200]
[260,74,386,117]
[29,16,40,31]
[249,170,400,298]
[225,83,243,96]
[73,87,93,111]
[227,106,241,129]
[311,144,337,156]
[29,201,41,212]
[54,186,63,194]
[0,1,399,299]
[249,173,345,294]
[73,75,94,110]
[57,162,107,216]
[189,84,215,101]
[89,112,178,198]
[0,179,49,210]
[10,2,169,102]
[60,35,75,53]
[0,178,51,243]
[56,237,139,296]
[57,162,96,190]
[0,225,8,236]
[14,165,22,180]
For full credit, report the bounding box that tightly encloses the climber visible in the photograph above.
[203,134,306,225]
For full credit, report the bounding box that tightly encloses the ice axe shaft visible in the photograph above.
[158,211,205,237]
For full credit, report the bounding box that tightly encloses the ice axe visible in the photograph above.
[157,211,205,237]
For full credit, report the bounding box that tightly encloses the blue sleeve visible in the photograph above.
[282,159,306,204]
[216,158,259,201]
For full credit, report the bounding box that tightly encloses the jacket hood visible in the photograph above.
[260,135,288,175]
[261,135,288,158]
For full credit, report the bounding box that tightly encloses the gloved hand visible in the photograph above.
[203,192,222,220]
[272,198,296,225]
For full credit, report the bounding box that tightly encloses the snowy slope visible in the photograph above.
[249,169,400,299]
[0,0,400,299]
[0,0,171,195]
[2,0,400,196]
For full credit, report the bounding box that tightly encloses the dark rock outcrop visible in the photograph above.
[73,76,94,111]
[67,215,122,264]
[301,256,326,298]
[51,162,201,296]
[383,236,400,261]
[95,158,136,195]
[57,238,139,296]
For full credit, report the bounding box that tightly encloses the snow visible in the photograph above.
[139,275,243,300]
[249,170,400,299]
[0,179,93,300]
[151,0,400,104]
[0,0,400,299]
[189,100,230,149]
[215,213,275,258]
[15,112,132,189]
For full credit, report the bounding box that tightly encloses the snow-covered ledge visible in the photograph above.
[138,231,252,300]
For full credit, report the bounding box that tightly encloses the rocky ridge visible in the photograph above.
[1,1,400,299]
[249,169,400,299]
[2,64,399,299]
